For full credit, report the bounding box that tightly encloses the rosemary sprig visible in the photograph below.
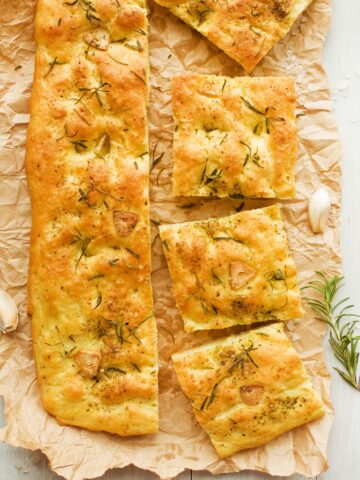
[200,159,223,186]
[74,78,111,107]
[74,236,91,270]
[229,343,258,375]
[189,0,214,24]
[107,313,152,345]
[239,140,263,168]
[65,0,101,23]
[44,57,64,78]
[200,381,220,410]
[303,271,360,391]
[197,342,259,411]
[240,97,285,135]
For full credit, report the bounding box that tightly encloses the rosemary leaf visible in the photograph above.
[88,273,104,280]
[109,258,119,266]
[213,236,244,244]
[94,292,102,310]
[125,247,140,259]
[104,367,126,375]
[131,362,141,372]
[240,96,264,115]
[211,268,222,284]
[235,201,245,213]
[107,53,128,65]
[131,70,146,85]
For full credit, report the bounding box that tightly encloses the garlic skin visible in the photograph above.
[308,187,331,233]
[0,289,19,334]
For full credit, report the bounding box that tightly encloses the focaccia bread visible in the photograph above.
[172,74,298,199]
[172,323,325,458]
[25,0,159,435]
[159,205,303,332]
[154,0,314,73]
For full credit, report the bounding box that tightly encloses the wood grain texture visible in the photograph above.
[1,0,360,479]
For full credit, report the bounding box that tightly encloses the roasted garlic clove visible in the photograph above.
[308,187,331,233]
[240,385,264,405]
[230,261,256,289]
[0,289,19,334]
[113,211,139,237]
[74,350,101,378]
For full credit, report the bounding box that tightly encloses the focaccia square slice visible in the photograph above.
[172,74,297,199]
[154,0,314,73]
[159,205,303,332]
[172,323,325,458]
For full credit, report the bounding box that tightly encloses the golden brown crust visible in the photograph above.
[154,0,314,73]
[26,0,158,436]
[172,323,325,458]
[159,205,303,332]
[172,74,298,199]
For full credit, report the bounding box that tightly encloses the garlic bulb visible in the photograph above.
[308,187,331,233]
[0,289,19,334]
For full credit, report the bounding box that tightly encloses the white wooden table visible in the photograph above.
[1,0,360,479]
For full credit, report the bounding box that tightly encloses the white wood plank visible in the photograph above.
[320,0,360,477]
[192,472,309,480]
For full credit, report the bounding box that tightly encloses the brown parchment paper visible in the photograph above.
[0,0,341,479]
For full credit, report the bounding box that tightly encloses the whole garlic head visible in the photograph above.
[0,289,19,334]
[308,187,331,233]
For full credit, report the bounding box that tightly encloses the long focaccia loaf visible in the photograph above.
[25,0,158,435]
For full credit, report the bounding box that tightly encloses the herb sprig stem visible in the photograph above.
[303,271,360,391]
